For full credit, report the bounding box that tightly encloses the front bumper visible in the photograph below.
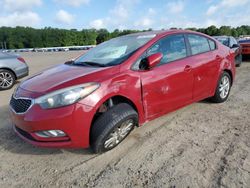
[10,102,96,148]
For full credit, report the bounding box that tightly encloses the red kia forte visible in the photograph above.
[9,30,235,153]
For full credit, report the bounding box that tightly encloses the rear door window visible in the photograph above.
[187,34,211,55]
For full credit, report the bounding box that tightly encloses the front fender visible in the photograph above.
[78,72,146,124]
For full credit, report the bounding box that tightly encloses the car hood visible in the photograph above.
[20,64,119,95]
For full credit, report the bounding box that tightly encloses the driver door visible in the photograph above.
[138,34,194,119]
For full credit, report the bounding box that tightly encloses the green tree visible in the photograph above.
[1,25,250,49]
[218,26,232,36]
[96,29,110,44]
[205,25,218,36]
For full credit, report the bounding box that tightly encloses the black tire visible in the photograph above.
[90,103,138,153]
[210,71,231,103]
[0,69,16,90]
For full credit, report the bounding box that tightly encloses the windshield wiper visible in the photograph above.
[73,61,107,67]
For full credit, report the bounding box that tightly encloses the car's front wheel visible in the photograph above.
[0,69,15,90]
[90,103,138,153]
[211,71,232,103]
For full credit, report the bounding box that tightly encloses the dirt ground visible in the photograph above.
[0,51,250,188]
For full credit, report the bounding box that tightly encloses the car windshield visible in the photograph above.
[215,37,229,47]
[73,34,156,67]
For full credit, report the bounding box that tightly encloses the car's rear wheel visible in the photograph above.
[90,103,138,153]
[0,69,15,90]
[211,71,231,103]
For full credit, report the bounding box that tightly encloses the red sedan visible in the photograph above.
[9,30,236,153]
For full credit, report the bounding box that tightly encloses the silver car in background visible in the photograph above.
[0,52,29,90]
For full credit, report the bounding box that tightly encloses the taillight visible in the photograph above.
[17,57,26,64]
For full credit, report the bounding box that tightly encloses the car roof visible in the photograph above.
[125,30,166,37]
[124,29,206,38]
[213,36,230,38]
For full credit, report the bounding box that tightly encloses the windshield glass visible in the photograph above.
[74,34,156,67]
[215,37,229,47]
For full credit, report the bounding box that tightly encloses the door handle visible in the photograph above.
[184,65,192,72]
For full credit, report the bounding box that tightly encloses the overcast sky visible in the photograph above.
[0,0,249,30]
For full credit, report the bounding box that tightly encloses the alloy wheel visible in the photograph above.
[219,75,230,99]
[0,71,14,89]
[104,119,134,149]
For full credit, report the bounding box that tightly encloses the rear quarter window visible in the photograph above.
[208,39,216,50]
[187,34,211,55]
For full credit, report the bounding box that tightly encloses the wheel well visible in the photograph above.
[92,96,138,124]
[224,69,233,85]
[110,96,138,112]
[90,96,139,142]
[0,68,17,79]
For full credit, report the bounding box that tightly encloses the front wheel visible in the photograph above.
[210,71,231,103]
[90,103,138,153]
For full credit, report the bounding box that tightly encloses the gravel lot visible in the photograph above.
[0,52,250,188]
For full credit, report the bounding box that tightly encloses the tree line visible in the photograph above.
[0,25,250,49]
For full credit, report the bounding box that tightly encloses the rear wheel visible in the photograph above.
[90,103,138,153]
[0,69,15,90]
[210,71,231,103]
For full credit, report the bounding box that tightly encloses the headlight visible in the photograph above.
[35,82,100,109]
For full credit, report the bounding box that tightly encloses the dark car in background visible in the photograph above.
[239,38,250,56]
[213,36,242,67]
[0,52,29,90]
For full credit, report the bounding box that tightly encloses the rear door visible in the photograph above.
[137,34,194,119]
[186,34,220,101]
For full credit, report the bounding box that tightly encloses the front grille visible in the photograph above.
[10,96,32,114]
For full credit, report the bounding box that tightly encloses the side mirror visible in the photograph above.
[231,44,239,48]
[139,53,163,70]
